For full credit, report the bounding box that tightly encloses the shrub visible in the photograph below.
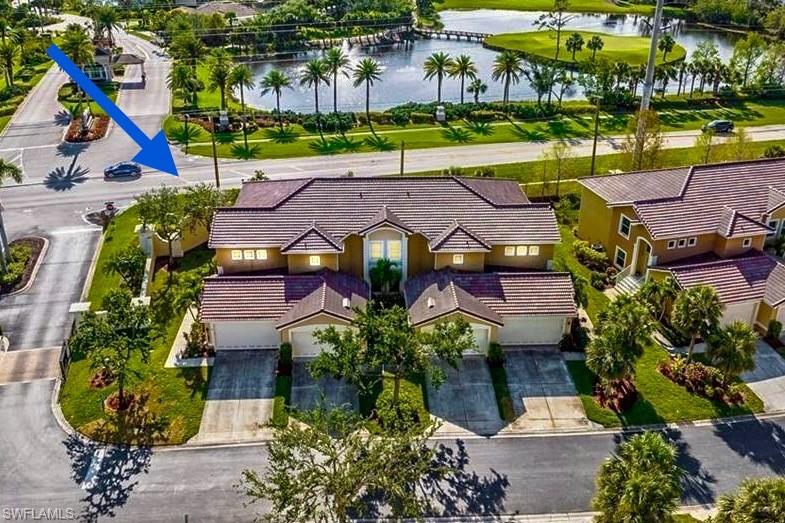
[278,342,292,375]
[473,166,496,177]
[468,110,505,122]
[763,145,785,158]
[387,109,410,126]
[0,261,24,287]
[181,322,212,358]
[301,112,354,133]
[572,240,610,272]
[441,166,466,176]
[375,386,423,433]
[769,319,783,339]
[410,112,434,124]
[486,342,505,367]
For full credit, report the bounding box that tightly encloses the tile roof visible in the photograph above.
[578,158,785,240]
[280,223,343,253]
[357,205,414,234]
[716,207,772,239]
[199,271,369,324]
[210,177,560,248]
[664,251,785,306]
[766,187,785,214]
[429,221,492,252]
[404,270,577,326]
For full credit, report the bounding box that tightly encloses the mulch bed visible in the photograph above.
[90,368,116,389]
[104,391,142,413]
[65,115,110,142]
[593,379,638,413]
[0,237,45,295]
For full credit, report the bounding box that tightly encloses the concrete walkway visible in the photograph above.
[191,350,276,444]
[742,341,785,411]
[0,347,60,385]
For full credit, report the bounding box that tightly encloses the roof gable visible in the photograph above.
[357,205,414,235]
[716,207,772,238]
[280,223,342,253]
[429,221,491,252]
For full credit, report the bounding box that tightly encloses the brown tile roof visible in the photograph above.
[210,177,560,248]
[429,221,492,252]
[578,158,785,240]
[199,271,369,324]
[404,270,577,326]
[767,187,785,214]
[664,251,785,306]
[280,223,342,253]
[716,207,772,239]
[357,205,414,234]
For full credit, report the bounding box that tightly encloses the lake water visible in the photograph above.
[241,9,741,113]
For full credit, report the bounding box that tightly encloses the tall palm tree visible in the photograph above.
[351,58,382,134]
[714,478,785,523]
[167,62,200,107]
[260,69,292,132]
[61,26,95,106]
[587,35,604,60]
[323,47,350,114]
[491,50,523,108]
[637,276,679,323]
[299,58,330,140]
[206,49,232,110]
[229,64,255,149]
[0,41,18,88]
[0,159,22,272]
[672,285,723,361]
[95,5,119,45]
[707,321,758,387]
[170,33,204,72]
[447,54,477,104]
[423,51,454,104]
[658,34,676,63]
[466,78,487,103]
[565,32,585,62]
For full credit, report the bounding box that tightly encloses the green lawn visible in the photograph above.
[172,63,241,113]
[60,209,213,445]
[0,60,53,134]
[553,225,609,323]
[86,207,141,309]
[57,81,120,117]
[485,30,687,66]
[567,344,764,428]
[439,0,656,14]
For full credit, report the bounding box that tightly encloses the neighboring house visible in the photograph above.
[200,177,577,357]
[577,157,785,329]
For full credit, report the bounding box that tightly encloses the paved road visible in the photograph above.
[2,379,785,521]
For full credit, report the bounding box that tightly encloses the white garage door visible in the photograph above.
[469,324,491,354]
[721,301,757,327]
[498,316,566,345]
[290,325,346,358]
[213,321,279,350]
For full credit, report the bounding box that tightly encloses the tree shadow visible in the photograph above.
[442,126,474,144]
[711,418,785,476]
[54,109,72,127]
[215,132,235,145]
[510,124,548,143]
[170,124,204,145]
[264,127,299,144]
[663,428,717,505]
[44,163,89,191]
[56,141,90,159]
[231,143,262,160]
[308,138,343,155]
[331,135,364,153]
[62,433,153,521]
[465,120,494,136]
[364,135,395,152]
[177,366,212,400]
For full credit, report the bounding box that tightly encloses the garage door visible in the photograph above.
[213,321,279,350]
[721,301,757,327]
[290,325,346,358]
[470,324,490,354]
[498,316,566,345]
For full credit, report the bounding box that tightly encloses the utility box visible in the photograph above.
[435,105,446,123]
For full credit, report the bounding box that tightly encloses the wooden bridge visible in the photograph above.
[414,28,492,42]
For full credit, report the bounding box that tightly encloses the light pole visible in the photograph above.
[210,114,221,188]
[634,0,665,169]
[0,201,8,272]
[183,113,189,155]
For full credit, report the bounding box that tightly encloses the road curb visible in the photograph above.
[3,236,49,298]
[79,226,104,302]
[50,377,78,439]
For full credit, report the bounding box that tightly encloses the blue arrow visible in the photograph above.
[47,43,178,176]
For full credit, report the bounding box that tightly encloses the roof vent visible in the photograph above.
[427,297,436,308]
[342,297,351,309]
[359,191,363,199]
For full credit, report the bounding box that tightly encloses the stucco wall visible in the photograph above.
[280,313,352,342]
[416,311,499,343]
[407,233,434,278]
[338,234,364,278]
[485,244,553,269]
[577,187,614,246]
[288,253,339,273]
[714,235,765,258]
[216,247,287,273]
[434,252,485,271]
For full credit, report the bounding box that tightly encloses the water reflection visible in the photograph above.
[241,9,740,112]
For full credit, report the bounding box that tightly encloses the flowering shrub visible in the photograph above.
[658,356,744,405]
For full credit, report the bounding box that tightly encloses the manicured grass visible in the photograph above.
[57,81,119,117]
[486,30,686,66]
[439,0,656,14]
[86,206,141,309]
[553,225,609,323]
[172,63,240,113]
[0,60,53,131]
[60,210,213,445]
[489,364,516,422]
[566,343,764,428]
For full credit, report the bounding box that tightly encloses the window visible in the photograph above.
[452,254,464,265]
[618,215,632,239]
[529,245,540,256]
[677,239,686,248]
[614,247,627,269]
[516,245,528,256]
[231,249,242,261]
[255,249,268,260]
[769,220,780,236]
[504,246,515,257]
[667,240,677,250]
[387,240,402,261]
[369,241,384,260]
[687,237,697,247]
[742,238,752,248]
[243,249,255,260]
[309,255,321,266]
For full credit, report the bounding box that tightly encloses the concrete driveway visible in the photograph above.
[290,360,358,412]
[504,348,590,432]
[742,341,785,411]
[427,356,505,436]
[192,350,276,444]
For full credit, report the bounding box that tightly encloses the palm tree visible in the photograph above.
[0,41,18,88]
[658,34,676,63]
[565,32,584,62]
[491,50,524,109]
[206,49,232,110]
[0,18,12,44]
[369,258,401,294]
[61,26,95,106]
[593,432,683,522]
[423,51,454,104]
[299,58,330,140]
[323,47,350,114]
[95,5,119,45]
[167,62,200,107]
[0,159,22,272]
[637,277,679,323]
[466,78,487,103]
[447,54,477,104]
[714,477,785,523]
[707,321,758,386]
[587,35,604,60]
[229,64,255,149]
[672,285,723,361]
[260,69,292,132]
[351,58,383,134]
[170,33,204,72]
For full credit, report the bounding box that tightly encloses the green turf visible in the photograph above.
[439,0,656,14]
[57,81,119,117]
[553,225,609,323]
[566,344,764,428]
[172,63,241,113]
[485,30,687,66]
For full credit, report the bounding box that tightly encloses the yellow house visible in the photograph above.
[577,158,785,329]
[200,176,577,357]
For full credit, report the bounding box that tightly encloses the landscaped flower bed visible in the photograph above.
[658,356,746,406]
[0,237,45,295]
[65,115,110,142]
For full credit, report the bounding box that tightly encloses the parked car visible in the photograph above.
[104,162,142,179]
[702,120,734,133]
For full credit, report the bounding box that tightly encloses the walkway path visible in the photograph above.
[742,341,785,411]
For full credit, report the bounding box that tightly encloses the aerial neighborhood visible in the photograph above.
[2,0,785,520]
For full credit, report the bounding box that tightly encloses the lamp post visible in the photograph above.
[210,114,221,188]
[634,0,665,170]
[183,113,189,155]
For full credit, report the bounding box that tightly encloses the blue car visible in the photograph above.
[104,161,142,179]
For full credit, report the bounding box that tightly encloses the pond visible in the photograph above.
[241,9,741,113]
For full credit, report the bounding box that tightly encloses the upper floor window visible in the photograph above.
[529,245,540,256]
[742,238,752,248]
[516,245,528,256]
[243,249,255,260]
[768,220,780,236]
[370,239,402,263]
[677,239,686,248]
[453,254,464,265]
[504,246,515,256]
[309,255,321,266]
[667,240,676,250]
[231,249,243,260]
[256,249,268,260]
[618,215,632,239]
[687,237,697,247]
